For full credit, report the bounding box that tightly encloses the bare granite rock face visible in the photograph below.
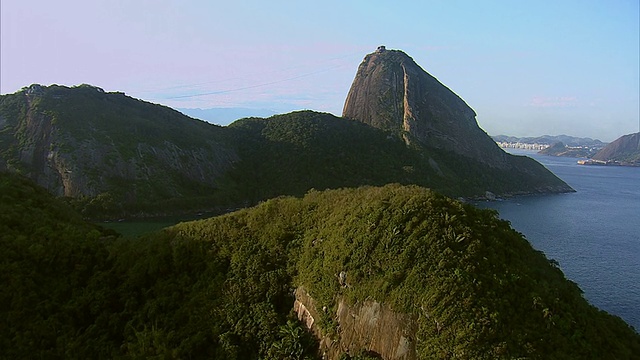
[294,287,417,360]
[343,48,508,168]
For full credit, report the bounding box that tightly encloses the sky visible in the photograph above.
[1,0,638,142]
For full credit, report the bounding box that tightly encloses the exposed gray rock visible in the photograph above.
[294,287,417,360]
[343,49,508,168]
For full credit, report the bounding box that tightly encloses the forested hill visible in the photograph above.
[0,172,118,356]
[226,111,573,202]
[1,84,572,218]
[592,132,640,165]
[1,172,638,359]
[0,84,237,216]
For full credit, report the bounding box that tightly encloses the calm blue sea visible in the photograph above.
[479,149,640,330]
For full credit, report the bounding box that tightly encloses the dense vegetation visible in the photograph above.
[2,172,638,359]
[1,85,571,218]
[0,171,315,359]
[0,172,118,357]
[0,84,237,218]
[225,111,570,202]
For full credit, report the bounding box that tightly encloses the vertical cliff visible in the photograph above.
[343,48,508,168]
[294,287,417,360]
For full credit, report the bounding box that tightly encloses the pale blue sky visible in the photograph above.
[1,0,638,141]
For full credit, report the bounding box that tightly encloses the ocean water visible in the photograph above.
[479,149,640,330]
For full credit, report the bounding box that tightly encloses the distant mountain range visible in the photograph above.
[492,134,607,148]
[493,133,640,165]
[0,50,573,217]
[537,141,596,158]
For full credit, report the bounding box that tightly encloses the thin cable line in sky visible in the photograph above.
[160,64,347,100]
[138,50,365,96]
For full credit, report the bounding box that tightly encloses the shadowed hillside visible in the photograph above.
[0,84,237,217]
[1,80,572,218]
[225,111,573,202]
[2,172,638,359]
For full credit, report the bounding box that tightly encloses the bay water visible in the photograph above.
[479,149,640,330]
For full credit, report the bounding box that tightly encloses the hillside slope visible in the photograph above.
[1,83,572,218]
[538,141,595,158]
[591,132,640,165]
[226,111,572,202]
[0,172,119,357]
[0,84,237,216]
[2,173,637,359]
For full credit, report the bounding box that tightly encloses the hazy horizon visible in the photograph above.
[2,1,638,142]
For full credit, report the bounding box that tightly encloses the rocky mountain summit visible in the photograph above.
[343,47,508,168]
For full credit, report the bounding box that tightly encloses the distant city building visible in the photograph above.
[496,142,549,150]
